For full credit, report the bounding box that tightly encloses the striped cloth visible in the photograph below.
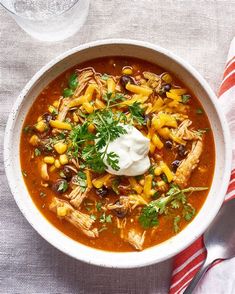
[169,37,235,294]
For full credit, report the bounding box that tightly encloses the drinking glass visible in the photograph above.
[0,0,90,41]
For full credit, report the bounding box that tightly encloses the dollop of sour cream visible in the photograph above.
[104,125,150,176]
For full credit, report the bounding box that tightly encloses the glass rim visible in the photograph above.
[0,0,81,20]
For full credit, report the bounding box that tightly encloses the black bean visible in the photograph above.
[120,75,135,88]
[113,200,127,218]
[42,112,53,123]
[96,187,109,198]
[165,140,173,149]
[144,115,150,124]
[172,160,181,172]
[62,166,73,181]
[163,84,171,92]
[178,145,187,157]
[52,179,68,194]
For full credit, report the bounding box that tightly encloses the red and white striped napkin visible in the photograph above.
[169,37,235,294]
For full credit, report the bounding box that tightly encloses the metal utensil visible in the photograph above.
[184,198,235,294]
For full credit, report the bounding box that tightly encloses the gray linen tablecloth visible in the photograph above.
[0,1,234,293]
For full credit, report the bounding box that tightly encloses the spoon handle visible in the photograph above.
[183,257,212,294]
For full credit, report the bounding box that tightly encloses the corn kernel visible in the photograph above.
[162,73,172,83]
[154,166,162,176]
[158,127,170,139]
[157,180,166,187]
[88,123,95,132]
[37,116,43,122]
[54,142,67,154]
[48,105,57,114]
[44,156,55,164]
[152,116,164,130]
[53,100,60,108]
[139,179,145,186]
[35,120,48,133]
[57,206,67,217]
[49,165,56,172]
[149,142,156,154]
[29,135,40,146]
[83,102,94,114]
[122,67,133,75]
[54,159,61,169]
[59,154,68,165]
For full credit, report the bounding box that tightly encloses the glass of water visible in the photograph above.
[0,0,90,41]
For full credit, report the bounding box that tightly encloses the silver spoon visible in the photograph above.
[183,198,235,294]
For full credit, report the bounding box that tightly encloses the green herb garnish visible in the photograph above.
[96,202,102,212]
[63,88,74,97]
[173,216,181,233]
[22,170,27,177]
[139,185,207,229]
[34,148,41,156]
[196,108,203,114]
[58,181,68,193]
[181,94,191,104]
[100,213,112,223]
[101,74,109,81]
[90,214,97,221]
[128,101,145,125]
[69,73,78,90]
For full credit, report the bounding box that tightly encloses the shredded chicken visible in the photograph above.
[128,195,148,209]
[107,196,130,211]
[74,69,94,97]
[57,97,72,122]
[174,140,203,188]
[66,186,89,208]
[116,218,127,239]
[143,71,162,92]
[50,197,98,238]
[175,119,201,141]
[126,229,146,250]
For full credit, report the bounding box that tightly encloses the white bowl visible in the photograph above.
[4,39,232,268]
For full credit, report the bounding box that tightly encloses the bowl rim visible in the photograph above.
[4,38,232,268]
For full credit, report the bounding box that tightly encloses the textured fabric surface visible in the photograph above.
[0,1,235,293]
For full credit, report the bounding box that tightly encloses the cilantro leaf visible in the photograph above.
[139,185,208,229]
[181,94,191,104]
[196,108,203,114]
[139,205,159,229]
[173,216,181,233]
[69,73,78,90]
[128,102,145,125]
[58,180,68,192]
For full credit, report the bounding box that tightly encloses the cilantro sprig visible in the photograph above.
[139,184,208,229]
[128,101,145,125]
[69,108,127,173]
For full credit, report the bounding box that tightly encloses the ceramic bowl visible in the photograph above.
[4,39,232,268]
